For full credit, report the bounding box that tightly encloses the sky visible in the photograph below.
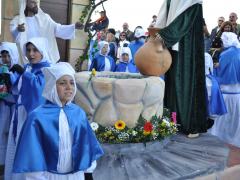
[93,0,240,32]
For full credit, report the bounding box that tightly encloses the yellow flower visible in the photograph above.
[114,120,126,130]
[92,68,96,76]
[143,130,151,136]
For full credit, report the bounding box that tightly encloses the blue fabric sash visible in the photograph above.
[207,74,227,115]
[222,91,240,94]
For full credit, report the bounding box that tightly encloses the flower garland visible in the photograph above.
[90,108,178,144]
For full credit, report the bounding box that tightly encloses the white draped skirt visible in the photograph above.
[210,84,240,147]
[5,105,27,180]
[0,100,14,165]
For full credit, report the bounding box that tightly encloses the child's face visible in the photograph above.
[1,51,11,68]
[56,75,75,106]
[223,24,231,32]
[121,53,129,62]
[101,44,108,55]
[26,43,43,64]
[120,33,126,41]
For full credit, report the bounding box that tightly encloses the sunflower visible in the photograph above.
[114,120,126,130]
[143,130,151,136]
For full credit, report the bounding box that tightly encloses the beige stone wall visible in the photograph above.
[69,0,90,69]
[0,0,19,42]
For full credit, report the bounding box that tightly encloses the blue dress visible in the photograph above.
[90,54,116,72]
[20,61,50,113]
[13,101,104,174]
[13,61,50,139]
[128,40,144,64]
[115,61,139,73]
[214,46,240,85]
[206,74,227,116]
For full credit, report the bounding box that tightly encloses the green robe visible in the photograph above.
[159,3,207,134]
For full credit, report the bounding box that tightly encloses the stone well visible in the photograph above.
[74,71,165,128]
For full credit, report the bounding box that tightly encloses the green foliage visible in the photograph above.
[75,0,108,72]
[91,108,178,144]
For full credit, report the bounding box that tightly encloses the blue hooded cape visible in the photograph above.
[215,47,240,85]
[89,54,116,72]
[12,61,50,140]
[206,74,227,115]
[20,61,50,113]
[115,61,139,73]
[128,40,145,64]
[13,102,104,174]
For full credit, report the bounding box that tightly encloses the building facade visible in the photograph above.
[0,0,89,67]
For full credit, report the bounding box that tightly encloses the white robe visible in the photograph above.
[0,96,15,165]
[4,77,27,180]
[210,84,240,147]
[10,9,75,64]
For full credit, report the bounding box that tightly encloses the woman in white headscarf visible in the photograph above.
[115,47,139,73]
[0,42,19,167]
[89,41,116,72]
[210,32,240,147]
[13,62,103,180]
[0,42,19,68]
[4,37,50,180]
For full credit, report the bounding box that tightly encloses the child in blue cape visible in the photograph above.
[89,41,116,72]
[13,62,103,180]
[0,42,19,167]
[4,37,50,180]
[115,47,139,73]
[205,52,227,118]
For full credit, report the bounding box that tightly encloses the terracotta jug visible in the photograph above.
[135,27,172,76]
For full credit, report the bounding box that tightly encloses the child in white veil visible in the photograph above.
[13,62,103,180]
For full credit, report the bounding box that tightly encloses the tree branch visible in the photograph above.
[84,0,108,33]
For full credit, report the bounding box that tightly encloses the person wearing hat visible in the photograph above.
[128,27,146,64]
[4,37,50,180]
[13,62,104,179]
[91,11,109,32]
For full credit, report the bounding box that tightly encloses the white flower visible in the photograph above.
[90,122,99,131]
[132,130,138,136]
[163,119,170,127]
